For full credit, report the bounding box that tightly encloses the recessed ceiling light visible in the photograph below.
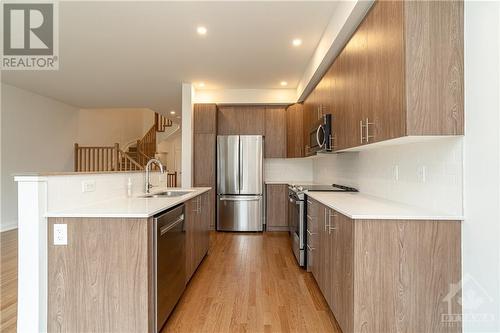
[198,82,205,88]
[292,38,302,47]
[280,81,288,87]
[170,110,176,115]
[197,26,207,35]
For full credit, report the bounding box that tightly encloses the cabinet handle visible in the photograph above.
[328,211,337,234]
[307,244,315,251]
[307,229,316,236]
[360,120,365,144]
[324,209,328,232]
[365,118,374,143]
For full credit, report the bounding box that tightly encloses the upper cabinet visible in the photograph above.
[286,103,304,158]
[264,107,287,158]
[217,105,265,135]
[194,103,217,134]
[304,0,463,151]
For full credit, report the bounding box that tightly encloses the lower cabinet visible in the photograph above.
[185,192,210,283]
[307,197,461,333]
[265,184,288,231]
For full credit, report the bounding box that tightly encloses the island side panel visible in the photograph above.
[47,217,152,333]
[353,219,461,333]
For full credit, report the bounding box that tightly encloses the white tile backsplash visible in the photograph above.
[264,158,313,182]
[313,137,464,215]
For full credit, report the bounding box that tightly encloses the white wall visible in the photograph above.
[297,0,374,100]
[264,158,313,183]
[1,83,79,231]
[193,88,297,104]
[77,108,154,148]
[463,2,500,331]
[157,130,181,174]
[313,137,464,215]
[0,85,158,231]
[181,83,194,187]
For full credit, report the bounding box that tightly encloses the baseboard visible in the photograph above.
[0,221,18,232]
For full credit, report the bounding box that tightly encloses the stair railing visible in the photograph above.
[74,143,144,172]
[117,149,143,171]
[155,113,173,132]
[136,125,157,165]
[74,143,120,172]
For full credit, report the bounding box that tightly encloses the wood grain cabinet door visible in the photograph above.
[217,106,240,135]
[193,134,216,186]
[366,0,405,144]
[286,104,304,158]
[185,197,198,283]
[201,191,210,254]
[265,184,288,230]
[194,104,217,134]
[331,212,354,333]
[264,107,286,158]
[317,204,329,297]
[239,106,265,135]
[307,198,320,280]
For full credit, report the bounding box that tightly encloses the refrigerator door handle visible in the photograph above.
[239,138,243,193]
[219,196,261,201]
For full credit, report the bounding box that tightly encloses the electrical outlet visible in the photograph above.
[53,224,67,245]
[82,180,96,193]
[393,165,399,182]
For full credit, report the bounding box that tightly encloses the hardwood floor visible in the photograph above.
[0,229,17,333]
[0,230,340,333]
[163,232,340,333]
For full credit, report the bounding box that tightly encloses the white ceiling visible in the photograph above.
[1,1,338,115]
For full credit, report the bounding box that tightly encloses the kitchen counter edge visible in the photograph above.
[305,191,463,221]
[45,187,212,219]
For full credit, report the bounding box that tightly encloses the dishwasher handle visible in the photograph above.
[158,214,184,236]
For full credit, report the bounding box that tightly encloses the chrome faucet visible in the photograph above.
[145,158,165,193]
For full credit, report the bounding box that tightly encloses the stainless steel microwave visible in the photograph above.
[307,114,332,156]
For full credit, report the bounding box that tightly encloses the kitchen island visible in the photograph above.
[14,172,211,333]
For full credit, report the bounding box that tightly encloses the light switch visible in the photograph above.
[53,224,67,245]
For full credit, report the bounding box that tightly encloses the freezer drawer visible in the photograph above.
[217,195,263,231]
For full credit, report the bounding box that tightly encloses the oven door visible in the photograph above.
[288,193,304,266]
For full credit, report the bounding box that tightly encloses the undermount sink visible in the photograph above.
[139,190,193,198]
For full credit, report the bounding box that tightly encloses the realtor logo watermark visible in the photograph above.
[1,1,58,70]
[442,273,496,326]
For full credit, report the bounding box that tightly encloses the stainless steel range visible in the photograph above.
[287,184,358,267]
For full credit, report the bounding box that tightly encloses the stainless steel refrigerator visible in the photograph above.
[217,135,263,231]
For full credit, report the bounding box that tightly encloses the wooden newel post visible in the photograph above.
[114,143,120,171]
[74,143,79,172]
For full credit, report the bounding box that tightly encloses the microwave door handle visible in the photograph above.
[316,126,324,148]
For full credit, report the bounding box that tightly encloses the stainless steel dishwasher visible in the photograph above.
[154,204,185,332]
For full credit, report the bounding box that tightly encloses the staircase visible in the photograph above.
[74,112,178,186]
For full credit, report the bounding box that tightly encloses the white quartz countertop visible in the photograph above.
[305,192,463,221]
[45,187,211,218]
